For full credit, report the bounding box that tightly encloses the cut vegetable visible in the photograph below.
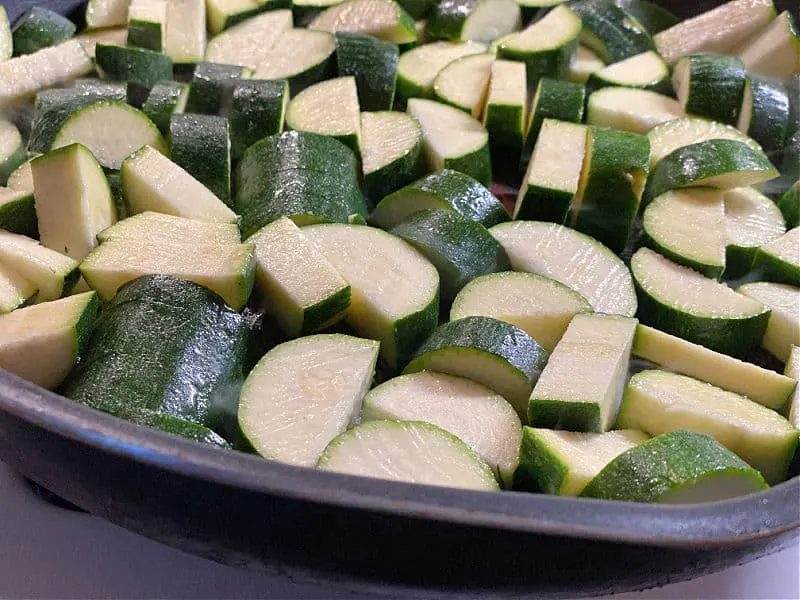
[141,81,188,135]
[0,119,24,186]
[204,10,293,69]
[586,51,669,94]
[164,0,206,64]
[309,0,418,44]
[240,334,378,466]
[75,26,128,59]
[778,181,799,229]
[752,228,800,287]
[737,10,800,81]
[0,263,36,314]
[432,53,494,118]
[785,346,800,429]
[335,32,399,112]
[615,0,678,35]
[490,221,637,316]
[85,0,132,29]
[737,76,790,160]
[723,186,786,279]
[6,161,33,192]
[483,59,527,153]
[185,62,251,116]
[425,0,521,44]
[630,247,769,358]
[169,114,231,206]
[0,231,78,302]
[318,420,500,490]
[738,282,800,363]
[567,45,604,84]
[587,87,682,135]
[303,223,439,368]
[229,79,289,161]
[396,40,487,101]
[360,111,424,201]
[0,292,98,390]
[570,0,653,63]
[0,187,37,238]
[126,0,166,51]
[672,53,747,125]
[206,0,272,35]
[252,29,337,94]
[11,7,76,57]
[94,43,173,94]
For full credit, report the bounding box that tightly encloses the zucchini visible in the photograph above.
[529,313,637,432]
[229,79,289,161]
[164,0,206,64]
[206,0,273,35]
[785,346,800,429]
[633,325,797,412]
[204,10,293,69]
[517,428,648,496]
[570,0,653,63]
[239,334,378,465]
[630,247,769,358]
[483,59,527,154]
[0,187,37,238]
[126,0,166,51]
[0,263,36,314]
[318,420,500,491]
[672,53,747,125]
[75,26,128,59]
[581,430,768,503]
[0,292,98,390]
[360,110,424,201]
[169,114,231,206]
[31,143,116,261]
[185,62,251,116]
[425,0,521,43]
[396,40,487,101]
[615,0,677,35]
[94,44,173,98]
[751,228,800,287]
[85,0,131,29]
[370,168,508,229]
[778,181,799,229]
[490,220,637,316]
[6,160,33,193]
[738,282,799,363]
[567,45,604,84]
[618,370,798,485]
[432,53,494,118]
[121,145,237,223]
[81,212,255,311]
[586,51,670,94]
[309,0,418,44]
[513,0,565,24]
[141,82,188,135]
[0,231,79,302]
[407,98,492,186]
[362,371,522,486]
[738,10,800,81]
[0,118,25,186]
[737,76,790,160]
[0,6,10,61]
[11,7,76,56]
[303,223,439,368]
[642,188,726,279]
[294,0,347,26]
[587,87,682,135]
[252,29,337,94]
[335,32,399,112]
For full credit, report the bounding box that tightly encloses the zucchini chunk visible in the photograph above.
[11,7,76,56]
[335,32,399,111]
[570,0,654,63]
[397,40,487,101]
[0,231,79,301]
[0,118,25,186]
[425,0,521,44]
[252,29,337,94]
[433,53,494,118]
[777,181,799,229]
[229,79,289,161]
[169,114,231,206]
[737,10,800,81]
[586,51,670,94]
[672,53,747,126]
[587,87,682,135]
[185,62,251,116]
[567,45,604,84]
[0,187,37,238]
[483,59,527,154]
[75,26,128,59]
[126,0,166,51]
[0,263,37,314]
[164,0,206,64]
[204,10,293,69]
[85,0,131,29]
[309,0,418,44]
[738,282,800,363]
[360,110,424,202]
[752,228,800,287]
[737,76,790,160]
[141,82,188,135]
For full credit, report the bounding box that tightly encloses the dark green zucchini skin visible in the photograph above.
[62,275,251,444]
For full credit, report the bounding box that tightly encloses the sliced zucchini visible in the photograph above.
[229,79,289,161]
[0,119,24,186]
[206,0,271,35]
[31,143,116,261]
[571,0,654,63]
[581,430,768,503]
[653,0,776,65]
[432,53,494,118]
[425,0,521,44]
[121,145,237,224]
[0,6,10,61]
[751,228,800,287]
[164,0,207,64]
[0,187,37,238]
[615,0,677,35]
[335,32,399,112]
[86,0,131,29]
[618,370,797,485]
[515,119,586,224]
[75,26,128,59]
[0,292,98,390]
[309,0,418,44]
[169,114,231,206]
[490,220,637,316]
[362,371,522,486]
[249,217,350,336]
[81,212,255,310]
[642,188,726,279]
[303,223,439,368]
[396,40,487,101]
[126,0,166,51]
[785,346,800,429]
[672,53,747,125]
[360,110,424,201]
[407,98,491,186]
[518,428,648,496]
[6,160,33,193]
[252,29,337,94]
[633,325,797,412]
[0,231,78,301]
[586,87,682,135]
[370,168,507,229]
[567,45,604,84]
[587,51,669,94]
[483,59,527,153]
[738,10,800,81]
[630,247,769,358]
[513,0,566,24]
[0,263,37,314]
[239,334,378,466]
[141,81,188,135]
[724,186,786,280]
[204,9,293,69]
[318,420,500,491]
[11,7,76,56]
[778,181,799,229]
[737,76,790,160]
[738,282,799,363]
[404,315,548,417]
[185,62,251,116]
[94,44,173,94]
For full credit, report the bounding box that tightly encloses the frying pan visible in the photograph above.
[0,1,798,597]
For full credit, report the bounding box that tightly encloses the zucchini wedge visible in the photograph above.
[587,88,682,135]
[483,59,527,154]
[752,227,800,287]
[586,50,670,94]
[425,0,521,43]
[672,53,747,126]
[738,282,799,363]
[433,53,495,118]
[309,0,418,44]
[229,79,289,161]
[737,76,790,160]
[570,0,654,63]
[164,0,206,64]
[11,7,76,56]
[335,32,399,111]
[169,114,231,206]
[0,231,79,302]
[737,10,800,81]
[85,0,131,29]
[0,187,37,238]
[0,263,37,314]
[397,40,487,101]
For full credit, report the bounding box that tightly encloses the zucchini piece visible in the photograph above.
[235,131,366,236]
[737,76,790,160]
[206,0,273,35]
[581,430,768,503]
[141,82,188,135]
[169,114,231,206]
[529,313,636,432]
[425,0,521,43]
[490,220,637,316]
[494,4,580,85]
[81,212,255,310]
[0,187,37,238]
[653,0,776,66]
[6,160,33,192]
[335,32,399,112]
[738,11,800,81]
[567,45,603,84]
[513,0,565,25]
[185,62,251,116]
[286,77,362,158]
[294,0,347,26]
[0,292,98,390]
[586,87,682,135]
[75,26,128,59]
[252,29,337,94]
[570,0,653,63]
[404,315,548,417]
[723,186,786,280]
[396,40,487,101]
[518,428,648,496]
[370,168,507,229]
[0,6,10,61]
[778,181,799,229]
[0,263,36,314]
[0,41,93,108]
[126,0,166,51]
[389,208,509,300]
[618,370,797,485]
[11,7,76,57]
[164,0,206,64]
[407,98,491,186]
[450,271,592,353]
[515,119,586,224]
[204,9,293,69]
[239,334,378,465]
[86,0,131,29]
[360,110,424,201]
[31,144,116,261]
[121,145,238,223]
[615,0,677,35]
[642,188,726,279]
[0,119,24,186]
[785,346,800,429]
[249,217,350,336]
[672,53,747,125]
[309,0,418,44]
[570,126,650,253]
[738,282,800,363]
[586,51,669,94]
[483,59,527,154]
[432,53,494,118]
[644,139,779,201]
[633,325,797,412]
[630,247,769,358]
[303,223,439,368]
[362,371,522,486]
[318,420,500,490]
[751,228,800,287]
[63,275,250,439]
[94,43,173,98]
[0,231,78,301]
[229,79,289,161]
